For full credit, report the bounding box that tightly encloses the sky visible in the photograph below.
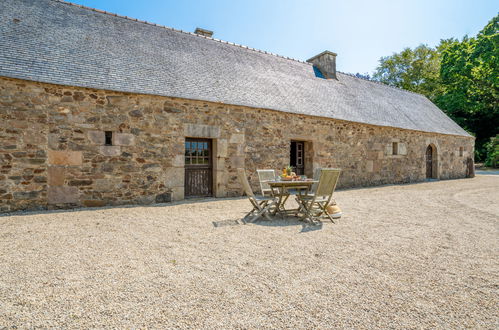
[70,0,497,74]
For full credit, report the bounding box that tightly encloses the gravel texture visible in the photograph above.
[0,176,498,328]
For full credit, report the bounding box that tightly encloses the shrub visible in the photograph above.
[484,135,499,168]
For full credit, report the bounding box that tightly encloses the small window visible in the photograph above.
[105,131,113,146]
[392,142,398,155]
[459,147,464,157]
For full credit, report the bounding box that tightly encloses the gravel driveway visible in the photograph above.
[1,176,498,328]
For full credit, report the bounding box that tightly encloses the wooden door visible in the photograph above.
[185,138,212,197]
[290,141,305,175]
[426,145,433,178]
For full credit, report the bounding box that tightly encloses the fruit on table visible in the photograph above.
[280,174,301,180]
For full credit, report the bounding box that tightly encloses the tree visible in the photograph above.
[372,44,442,100]
[484,135,499,168]
[372,15,498,161]
[436,15,498,160]
[353,72,371,80]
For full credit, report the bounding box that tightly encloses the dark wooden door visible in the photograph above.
[426,145,433,178]
[290,141,305,175]
[185,138,212,197]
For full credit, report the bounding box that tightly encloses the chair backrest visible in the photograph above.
[257,169,276,196]
[310,167,322,192]
[237,168,255,198]
[315,168,341,197]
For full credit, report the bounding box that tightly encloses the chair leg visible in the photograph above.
[252,207,270,222]
[295,197,307,216]
[263,200,279,221]
[263,210,273,221]
[307,202,327,224]
[244,198,279,223]
[248,200,275,222]
[244,208,255,218]
[299,201,315,223]
[248,213,261,223]
[318,203,335,223]
[267,199,279,215]
[324,211,335,223]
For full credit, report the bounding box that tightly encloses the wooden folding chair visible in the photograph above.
[256,169,277,196]
[310,167,322,194]
[297,168,341,223]
[294,167,321,214]
[237,168,277,223]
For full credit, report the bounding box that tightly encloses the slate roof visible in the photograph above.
[0,0,470,137]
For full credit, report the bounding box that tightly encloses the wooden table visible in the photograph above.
[264,180,318,216]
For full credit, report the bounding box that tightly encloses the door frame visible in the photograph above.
[425,144,438,179]
[184,138,213,197]
[290,140,305,175]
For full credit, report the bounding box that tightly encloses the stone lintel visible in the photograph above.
[184,124,220,139]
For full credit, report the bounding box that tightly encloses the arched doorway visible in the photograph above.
[426,144,437,179]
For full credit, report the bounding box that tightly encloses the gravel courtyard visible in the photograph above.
[0,176,498,328]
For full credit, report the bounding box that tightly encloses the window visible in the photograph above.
[105,131,113,146]
[392,142,398,155]
[184,139,211,165]
[459,147,464,157]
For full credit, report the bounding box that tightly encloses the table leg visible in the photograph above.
[270,186,285,217]
[295,185,311,218]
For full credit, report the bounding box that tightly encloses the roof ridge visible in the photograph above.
[53,0,307,64]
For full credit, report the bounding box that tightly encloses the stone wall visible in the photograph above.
[0,77,475,212]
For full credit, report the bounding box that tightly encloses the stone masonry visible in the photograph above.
[0,77,474,212]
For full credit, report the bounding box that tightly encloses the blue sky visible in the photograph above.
[71,0,497,74]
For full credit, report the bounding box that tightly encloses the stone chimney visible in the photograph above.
[307,51,337,80]
[194,27,213,38]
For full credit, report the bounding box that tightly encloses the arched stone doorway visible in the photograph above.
[425,144,438,179]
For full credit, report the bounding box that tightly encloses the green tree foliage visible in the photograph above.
[372,44,442,100]
[372,15,498,161]
[484,135,499,168]
[437,15,498,161]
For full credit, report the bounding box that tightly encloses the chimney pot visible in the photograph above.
[307,50,337,80]
[194,27,213,38]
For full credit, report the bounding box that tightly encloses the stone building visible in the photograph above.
[0,0,474,212]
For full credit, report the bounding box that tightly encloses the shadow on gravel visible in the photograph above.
[236,216,325,233]
[4,175,485,218]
